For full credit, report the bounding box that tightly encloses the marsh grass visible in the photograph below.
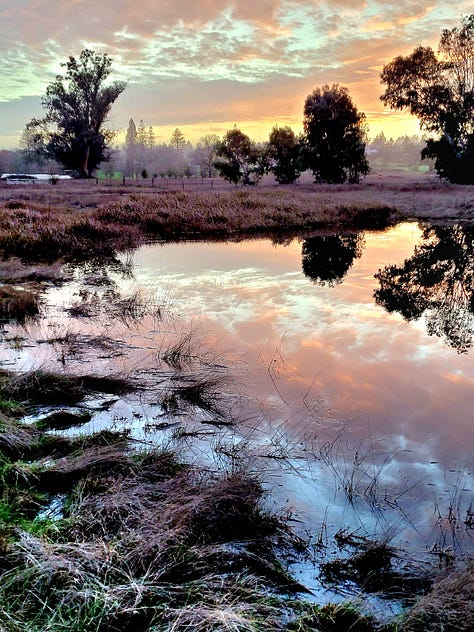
[0,410,473,631]
[0,189,401,267]
[35,410,93,431]
[161,332,196,370]
[0,368,134,409]
[0,285,40,323]
[1,178,474,629]
[287,603,381,632]
[0,413,320,632]
[320,536,434,599]
[1,180,472,273]
[109,288,161,326]
[399,559,474,632]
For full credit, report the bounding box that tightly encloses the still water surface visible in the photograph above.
[115,221,474,559]
[129,223,474,462]
[3,221,474,581]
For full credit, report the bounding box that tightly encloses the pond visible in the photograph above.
[3,220,474,598]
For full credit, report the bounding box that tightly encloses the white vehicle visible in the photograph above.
[0,173,72,184]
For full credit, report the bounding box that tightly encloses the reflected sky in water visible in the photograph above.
[2,221,472,564]
[123,223,474,469]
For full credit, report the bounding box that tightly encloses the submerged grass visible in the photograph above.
[0,368,134,409]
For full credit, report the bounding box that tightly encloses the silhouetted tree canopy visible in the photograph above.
[374,224,474,352]
[380,15,474,184]
[302,84,369,183]
[302,233,365,286]
[24,50,126,177]
[214,128,267,185]
[267,125,302,184]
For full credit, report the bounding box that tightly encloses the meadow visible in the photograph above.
[0,173,473,631]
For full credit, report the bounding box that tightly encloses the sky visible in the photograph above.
[0,1,471,148]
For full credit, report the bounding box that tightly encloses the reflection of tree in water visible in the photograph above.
[374,224,474,353]
[302,234,365,286]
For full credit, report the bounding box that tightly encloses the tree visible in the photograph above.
[302,234,364,286]
[374,225,474,352]
[170,128,186,151]
[380,14,474,184]
[147,126,156,150]
[124,118,138,177]
[368,133,429,171]
[20,118,53,169]
[195,134,220,177]
[24,49,126,177]
[302,84,369,183]
[267,125,302,184]
[214,128,267,185]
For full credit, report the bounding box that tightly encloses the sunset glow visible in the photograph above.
[0,1,470,147]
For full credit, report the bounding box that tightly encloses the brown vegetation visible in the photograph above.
[0,413,309,631]
[0,175,473,629]
[0,176,471,279]
[0,285,40,323]
[0,369,134,409]
[400,560,474,632]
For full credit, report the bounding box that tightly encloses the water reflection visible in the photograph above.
[302,234,365,286]
[2,222,473,563]
[375,224,474,353]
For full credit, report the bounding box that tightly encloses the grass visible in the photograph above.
[0,285,40,323]
[1,176,474,629]
[398,559,474,632]
[1,408,473,630]
[0,368,134,410]
[0,413,311,631]
[0,187,404,267]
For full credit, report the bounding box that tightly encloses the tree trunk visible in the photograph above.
[81,145,90,178]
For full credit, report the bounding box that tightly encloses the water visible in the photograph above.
[2,220,474,597]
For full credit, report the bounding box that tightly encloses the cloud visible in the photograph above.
[0,1,470,145]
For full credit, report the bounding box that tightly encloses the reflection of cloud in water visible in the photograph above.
[2,222,473,561]
[116,225,474,471]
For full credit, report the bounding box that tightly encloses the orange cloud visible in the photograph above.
[0,1,469,146]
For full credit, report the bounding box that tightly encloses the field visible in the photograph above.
[0,173,473,631]
[1,171,473,223]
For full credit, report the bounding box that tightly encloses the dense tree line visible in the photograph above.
[15,50,369,183]
[367,134,430,171]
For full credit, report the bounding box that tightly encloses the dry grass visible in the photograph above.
[1,409,472,631]
[0,177,472,269]
[0,285,40,323]
[399,560,474,632]
[0,368,134,409]
[0,413,309,632]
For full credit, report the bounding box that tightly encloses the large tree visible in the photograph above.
[25,49,126,177]
[302,84,369,183]
[380,14,474,184]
